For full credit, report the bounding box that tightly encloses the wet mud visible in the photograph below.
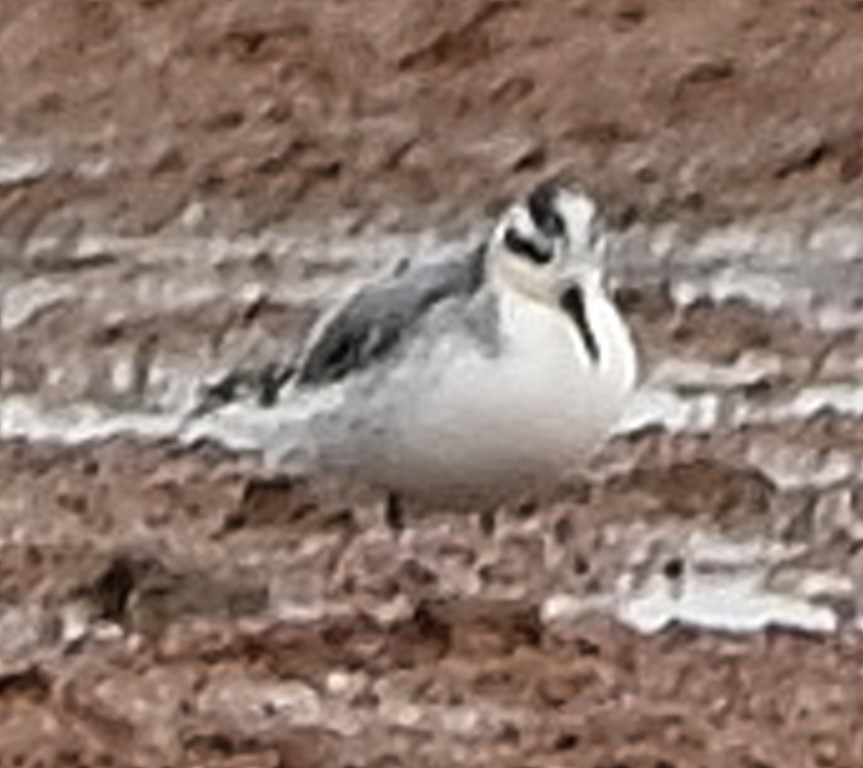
[5,1,863,765]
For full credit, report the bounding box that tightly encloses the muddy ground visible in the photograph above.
[5,1,863,766]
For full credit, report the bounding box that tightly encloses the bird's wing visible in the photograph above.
[188,245,486,417]
[293,245,485,387]
[188,360,296,418]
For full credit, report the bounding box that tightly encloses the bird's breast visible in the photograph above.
[391,289,636,494]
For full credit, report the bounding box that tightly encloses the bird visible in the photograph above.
[183,181,638,510]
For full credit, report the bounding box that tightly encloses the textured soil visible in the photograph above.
[5,1,863,766]
[5,0,863,240]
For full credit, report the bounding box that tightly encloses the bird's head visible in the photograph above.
[486,181,607,306]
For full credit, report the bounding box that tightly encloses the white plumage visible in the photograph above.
[184,182,638,504]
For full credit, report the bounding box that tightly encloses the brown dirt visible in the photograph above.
[5,1,863,766]
[2,433,863,768]
[4,0,863,239]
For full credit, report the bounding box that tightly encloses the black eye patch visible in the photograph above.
[505,228,553,265]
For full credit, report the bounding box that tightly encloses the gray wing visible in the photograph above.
[190,360,296,416]
[293,244,486,387]
[188,245,486,416]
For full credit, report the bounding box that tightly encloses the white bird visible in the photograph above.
[185,182,638,508]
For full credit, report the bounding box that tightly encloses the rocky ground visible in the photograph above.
[5,1,863,766]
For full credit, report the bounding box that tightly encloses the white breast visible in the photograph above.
[371,285,637,500]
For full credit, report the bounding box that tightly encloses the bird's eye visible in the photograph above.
[504,228,553,265]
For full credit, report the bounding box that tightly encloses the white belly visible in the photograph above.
[358,288,637,500]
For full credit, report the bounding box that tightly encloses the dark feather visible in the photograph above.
[294,245,486,387]
[190,360,296,417]
[527,182,566,239]
[559,284,600,364]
